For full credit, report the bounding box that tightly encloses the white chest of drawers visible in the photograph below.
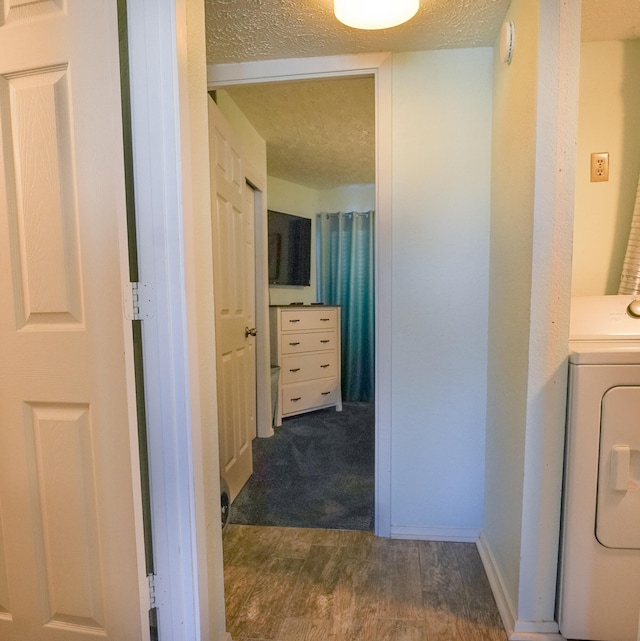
[269,306,342,427]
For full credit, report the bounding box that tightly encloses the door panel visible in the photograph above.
[597,385,640,550]
[4,66,82,328]
[208,98,255,501]
[0,3,147,639]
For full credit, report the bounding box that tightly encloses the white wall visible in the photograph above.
[318,184,375,212]
[390,48,492,538]
[572,41,640,296]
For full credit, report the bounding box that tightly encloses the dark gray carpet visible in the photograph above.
[229,402,374,530]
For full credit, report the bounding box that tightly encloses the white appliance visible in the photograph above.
[558,295,640,641]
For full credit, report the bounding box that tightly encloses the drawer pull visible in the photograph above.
[289,368,301,372]
[289,342,300,346]
[320,364,330,368]
[321,391,331,396]
[288,319,300,323]
[320,318,330,321]
[290,397,302,402]
[320,340,330,343]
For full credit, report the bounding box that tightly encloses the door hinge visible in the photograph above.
[147,573,157,609]
[124,282,154,321]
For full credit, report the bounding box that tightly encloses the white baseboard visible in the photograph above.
[476,532,565,641]
[390,525,480,542]
[509,633,565,641]
[476,531,517,633]
[513,621,563,635]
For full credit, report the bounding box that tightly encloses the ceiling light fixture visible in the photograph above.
[334,0,419,30]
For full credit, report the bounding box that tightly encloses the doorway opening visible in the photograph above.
[211,76,377,531]
[208,53,393,537]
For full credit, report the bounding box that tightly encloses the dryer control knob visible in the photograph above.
[627,299,640,318]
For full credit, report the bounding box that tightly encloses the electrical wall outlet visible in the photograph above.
[591,152,609,182]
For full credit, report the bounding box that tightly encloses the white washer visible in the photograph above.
[558,295,640,641]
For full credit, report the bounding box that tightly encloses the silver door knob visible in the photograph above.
[245,326,257,337]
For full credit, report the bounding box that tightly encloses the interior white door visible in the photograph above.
[208,97,256,501]
[0,3,147,640]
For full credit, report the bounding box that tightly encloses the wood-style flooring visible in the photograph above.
[223,525,507,641]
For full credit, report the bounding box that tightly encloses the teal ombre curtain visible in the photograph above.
[316,211,374,402]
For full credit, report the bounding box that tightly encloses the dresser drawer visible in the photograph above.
[281,331,337,355]
[280,308,337,331]
[269,305,342,426]
[281,352,338,384]
[282,379,338,415]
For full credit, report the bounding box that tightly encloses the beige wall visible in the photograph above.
[572,41,640,295]
[483,1,580,630]
[483,0,539,613]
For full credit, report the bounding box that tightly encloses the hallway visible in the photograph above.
[223,525,506,640]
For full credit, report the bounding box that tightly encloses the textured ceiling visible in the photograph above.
[205,0,511,65]
[222,78,375,190]
[207,0,640,191]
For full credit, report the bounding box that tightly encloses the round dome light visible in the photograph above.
[334,0,419,30]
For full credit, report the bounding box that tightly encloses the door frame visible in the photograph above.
[249,181,272,440]
[206,52,393,538]
[124,0,210,638]
[125,1,392,637]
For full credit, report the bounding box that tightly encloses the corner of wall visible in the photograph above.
[476,531,517,634]
[485,0,580,633]
[477,532,565,641]
[484,0,541,614]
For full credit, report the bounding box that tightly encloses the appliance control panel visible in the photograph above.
[570,295,640,340]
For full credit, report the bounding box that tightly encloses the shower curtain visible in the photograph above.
[316,211,374,402]
[619,172,640,294]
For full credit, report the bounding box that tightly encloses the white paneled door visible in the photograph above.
[208,97,256,501]
[0,2,147,640]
